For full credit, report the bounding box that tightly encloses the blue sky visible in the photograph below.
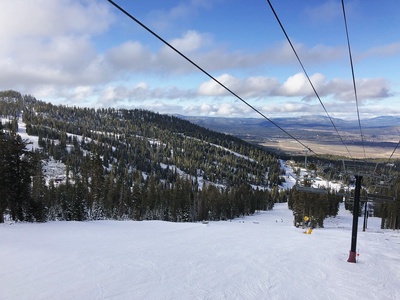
[1,0,399,119]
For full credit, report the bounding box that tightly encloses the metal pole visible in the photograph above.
[363,200,368,232]
[304,149,308,169]
[348,175,362,263]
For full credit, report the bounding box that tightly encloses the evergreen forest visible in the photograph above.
[1,90,399,229]
[0,90,286,223]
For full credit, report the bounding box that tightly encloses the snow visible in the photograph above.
[2,118,398,299]
[1,203,399,300]
[279,160,344,193]
[18,121,39,151]
[42,158,66,184]
[279,160,297,190]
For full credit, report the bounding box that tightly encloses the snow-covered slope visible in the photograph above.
[14,116,67,184]
[1,203,399,300]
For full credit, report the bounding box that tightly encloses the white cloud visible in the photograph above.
[71,86,94,101]
[169,30,207,52]
[330,78,391,102]
[0,0,396,119]
[304,1,343,23]
[216,103,241,116]
[98,85,128,106]
[0,0,114,92]
[96,83,197,108]
[134,82,149,90]
[185,102,252,117]
[0,34,103,89]
[276,73,314,97]
[198,74,234,96]
[262,102,309,114]
[357,103,400,117]
[0,0,113,38]
[198,74,280,98]
[263,42,345,67]
[199,103,213,114]
[101,35,346,76]
[195,71,392,113]
[359,42,400,59]
[0,6,352,100]
[105,41,152,71]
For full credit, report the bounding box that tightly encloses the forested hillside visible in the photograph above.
[0,90,288,223]
[2,90,400,229]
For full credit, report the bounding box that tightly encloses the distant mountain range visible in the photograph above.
[179,115,400,130]
[179,115,400,155]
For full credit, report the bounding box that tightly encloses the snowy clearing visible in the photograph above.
[1,203,399,300]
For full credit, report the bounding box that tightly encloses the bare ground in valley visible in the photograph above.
[261,139,400,159]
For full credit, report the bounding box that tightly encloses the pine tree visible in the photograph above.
[0,132,34,222]
[29,154,48,222]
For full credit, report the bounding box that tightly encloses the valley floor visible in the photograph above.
[261,139,400,159]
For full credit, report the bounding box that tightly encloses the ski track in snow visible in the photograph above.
[1,203,400,300]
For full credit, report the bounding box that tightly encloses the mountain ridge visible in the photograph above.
[179,114,400,155]
[178,114,400,129]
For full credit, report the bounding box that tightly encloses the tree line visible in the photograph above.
[289,187,341,228]
[0,131,284,222]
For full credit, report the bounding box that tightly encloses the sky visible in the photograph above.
[1,0,400,119]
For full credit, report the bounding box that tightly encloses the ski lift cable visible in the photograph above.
[266,0,353,159]
[341,0,366,160]
[108,0,317,155]
[385,129,400,163]
[342,159,377,176]
[388,139,400,162]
